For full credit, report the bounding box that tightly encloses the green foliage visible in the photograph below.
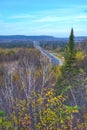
[0,111,4,116]
[0,111,12,130]
[64,28,75,67]
[69,28,74,53]
[56,28,78,95]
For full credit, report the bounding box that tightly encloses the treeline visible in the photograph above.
[39,40,67,51]
[0,41,34,48]
[0,48,18,63]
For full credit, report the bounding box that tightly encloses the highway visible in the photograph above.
[33,41,62,66]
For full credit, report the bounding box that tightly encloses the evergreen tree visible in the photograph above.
[69,28,74,53]
[64,28,75,66]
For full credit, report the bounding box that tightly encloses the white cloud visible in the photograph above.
[75,14,87,22]
[34,16,75,23]
[76,15,87,19]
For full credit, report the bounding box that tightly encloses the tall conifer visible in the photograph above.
[64,28,75,66]
[69,28,74,53]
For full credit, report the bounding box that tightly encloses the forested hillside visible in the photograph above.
[0,29,87,130]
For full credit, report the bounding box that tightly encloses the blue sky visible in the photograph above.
[0,0,87,37]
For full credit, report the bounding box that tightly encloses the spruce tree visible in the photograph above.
[56,28,76,95]
[64,28,75,66]
[69,28,74,53]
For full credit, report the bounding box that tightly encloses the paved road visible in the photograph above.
[34,41,62,66]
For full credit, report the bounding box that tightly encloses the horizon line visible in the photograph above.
[0,34,87,38]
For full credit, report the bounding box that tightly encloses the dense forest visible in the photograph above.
[0,29,87,130]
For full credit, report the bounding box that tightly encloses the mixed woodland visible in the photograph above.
[0,29,87,130]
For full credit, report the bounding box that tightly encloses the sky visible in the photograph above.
[0,0,87,37]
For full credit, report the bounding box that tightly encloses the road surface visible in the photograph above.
[33,41,62,66]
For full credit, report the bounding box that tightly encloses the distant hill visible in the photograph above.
[0,35,57,42]
[0,35,87,43]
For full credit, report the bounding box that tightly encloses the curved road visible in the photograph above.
[34,41,62,66]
